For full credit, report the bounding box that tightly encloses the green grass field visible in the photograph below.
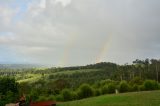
[57,90,160,106]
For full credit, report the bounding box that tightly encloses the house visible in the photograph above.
[30,101,56,106]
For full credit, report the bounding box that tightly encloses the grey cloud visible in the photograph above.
[0,0,160,66]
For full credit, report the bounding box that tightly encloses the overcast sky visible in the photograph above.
[0,0,160,66]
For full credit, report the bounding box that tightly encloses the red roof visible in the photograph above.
[30,101,56,106]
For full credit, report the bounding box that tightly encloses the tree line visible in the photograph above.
[0,58,160,105]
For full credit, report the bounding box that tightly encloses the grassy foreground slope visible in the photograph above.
[57,91,160,106]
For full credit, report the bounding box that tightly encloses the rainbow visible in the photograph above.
[96,35,112,63]
[58,32,112,66]
[58,32,77,66]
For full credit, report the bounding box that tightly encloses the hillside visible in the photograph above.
[58,90,160,106]
[1,60,160,105]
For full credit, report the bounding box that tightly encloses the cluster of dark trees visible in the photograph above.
[0,77,19,106]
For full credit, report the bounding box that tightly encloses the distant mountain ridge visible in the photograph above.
[0,64,47,69]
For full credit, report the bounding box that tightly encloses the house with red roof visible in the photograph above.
[30,101,56,106]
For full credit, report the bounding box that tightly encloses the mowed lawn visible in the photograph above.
[57,90,160,106]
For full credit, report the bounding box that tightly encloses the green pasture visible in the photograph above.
[58,90,160,106]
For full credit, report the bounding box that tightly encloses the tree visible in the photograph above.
[0,77,19,95]
[61,89,73,101]
[101,85,108,94]
[119,81,129,93]
[107,83,116,94]
[29,89,39,101]
[151,59,160,83]
[133,59,145,79]
[0,77,19,105]
[77,84,94,99]
[54,79,70,93]
[129,77,143,85]
[143,80,159,91]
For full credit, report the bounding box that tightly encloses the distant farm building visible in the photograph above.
[5,101,56,106]
[30,101,56,106]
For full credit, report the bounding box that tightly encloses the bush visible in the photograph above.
[101,83,116,94]
[131,84,139,92]
[101,85,108,94]
[37,96,48,101]
[143,80,159,91]
[0,77,19,95]
[139,85,145,91]
[94,89,101,96]
[129,77,143,85]
[0,101,6,106]
[48,95,56,101]
[93,82,101,89]
[100,79,113,87]
[107,83,116,94]
[56,94,64,101]
[77,84,94,99]
[0,91,18,105]
[29,89,39,101]
[119,81,129,93]
[61,89,73,101]
[71,92,78,100]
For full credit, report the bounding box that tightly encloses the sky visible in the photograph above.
[0,0,160,66]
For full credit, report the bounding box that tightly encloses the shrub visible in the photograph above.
[129,77,143,85]
[143,80,159,91]
[94,89,101,96]
[107,83,116,94]
[100,79,113,87]
[119,81,129,93]
[139,85,145,91]
[37,96,47,101]
[56,94,64,101]
[1,91,18,104]
[71,92,78,100]
[77,84,94,99]
[29,89,39,101]
[131,84,139,92]
[93,82,101,89]
[48,95,56,101]
[101,83,116,94]
[61,89,73,101]
[0,77,19,95]
[158,83,160,89]
[0,101,6,106]
[101,85,108,94]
